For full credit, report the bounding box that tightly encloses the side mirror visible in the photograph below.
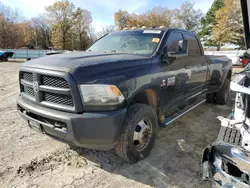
[162,46,168,62]
[168,51,188,58]
[165,39,189,59]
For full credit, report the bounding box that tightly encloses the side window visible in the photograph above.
[184,34,202,57]
[165,32,183,53]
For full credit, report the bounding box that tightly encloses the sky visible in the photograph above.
[1,0,214,32]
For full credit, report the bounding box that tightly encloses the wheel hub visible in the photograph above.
[133,118,153,151]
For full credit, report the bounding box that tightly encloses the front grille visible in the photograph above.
[20,71,75,110]
[22,72,33,82]
[44,92,74,106]
[42,75,69,88]
[24,86,35,97]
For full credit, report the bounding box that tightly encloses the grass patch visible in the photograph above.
[232,67,243,75]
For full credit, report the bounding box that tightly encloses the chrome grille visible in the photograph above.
[20,71,75,111]
[23,86,35,97]
[42,75,69,88]
[44,92,74,106]
[22,72,33,82]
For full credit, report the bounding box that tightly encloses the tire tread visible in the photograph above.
[216,79,230,105]
[217,126,242,146]
[115,104,158,163]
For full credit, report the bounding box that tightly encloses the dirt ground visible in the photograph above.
[0,62,234,188]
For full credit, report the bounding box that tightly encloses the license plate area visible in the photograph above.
[28,120,42,132]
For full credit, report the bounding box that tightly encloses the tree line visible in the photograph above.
[0,0,245,50]
[199,0,244,50]
[114,2,203,33]
[115,0,244,50]
[0,0,93,50]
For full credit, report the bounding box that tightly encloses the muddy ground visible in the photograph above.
[0,62,234,188]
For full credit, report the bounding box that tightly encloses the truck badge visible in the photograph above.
[33,81,39,93]
[161,80,166,87]
[167,77,175,86]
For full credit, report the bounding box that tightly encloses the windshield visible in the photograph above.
[87,30,164,55]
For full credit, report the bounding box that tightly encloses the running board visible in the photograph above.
[162,99,206,127]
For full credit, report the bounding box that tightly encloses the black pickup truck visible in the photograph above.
[17,28,232,162]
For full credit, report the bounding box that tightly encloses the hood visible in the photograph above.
[21,51,152,83]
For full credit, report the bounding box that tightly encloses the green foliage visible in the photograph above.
[198,0,224,46]
[212,0,244,50]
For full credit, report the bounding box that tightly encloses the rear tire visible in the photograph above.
[206,78,230,105]
[215,78,230,105]
[115,104,158,163]
[206,93,215,103]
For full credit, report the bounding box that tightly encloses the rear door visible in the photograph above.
[182,33,208,98]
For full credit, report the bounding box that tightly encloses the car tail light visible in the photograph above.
[241,59,250,67]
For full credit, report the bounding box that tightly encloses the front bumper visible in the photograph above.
[202,142,250,187]
[17,95,126,150]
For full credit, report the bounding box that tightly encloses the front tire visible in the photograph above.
[115,104,158,163]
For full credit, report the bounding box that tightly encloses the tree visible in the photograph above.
[18,22,33,48]
[87,25,98,44]
[29,15,52,49]
[0,3,24,48]
[114,10,129,30]
[147,7,172,27]
[198,0,224,47]
[211,9,228,50]
[45,0,80,50]
[22,15,53,49]
[212,0,244,50]
[114,2,202,32]
[127,7,173,28]
[173,2,203,32]
[225,0,244,48]
[96,25,115,38]
[73,8,92,50]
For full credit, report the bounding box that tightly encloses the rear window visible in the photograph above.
[165,32,184,53]
[184,34,202,57]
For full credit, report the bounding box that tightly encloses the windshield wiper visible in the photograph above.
[118,33,136,51]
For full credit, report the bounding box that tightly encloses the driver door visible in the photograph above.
[159,31,191,112]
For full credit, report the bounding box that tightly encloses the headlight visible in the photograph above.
[79,84,125,106]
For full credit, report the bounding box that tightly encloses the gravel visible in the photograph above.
[0,62,233,188]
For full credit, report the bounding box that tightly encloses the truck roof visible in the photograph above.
[116,28,196,35]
